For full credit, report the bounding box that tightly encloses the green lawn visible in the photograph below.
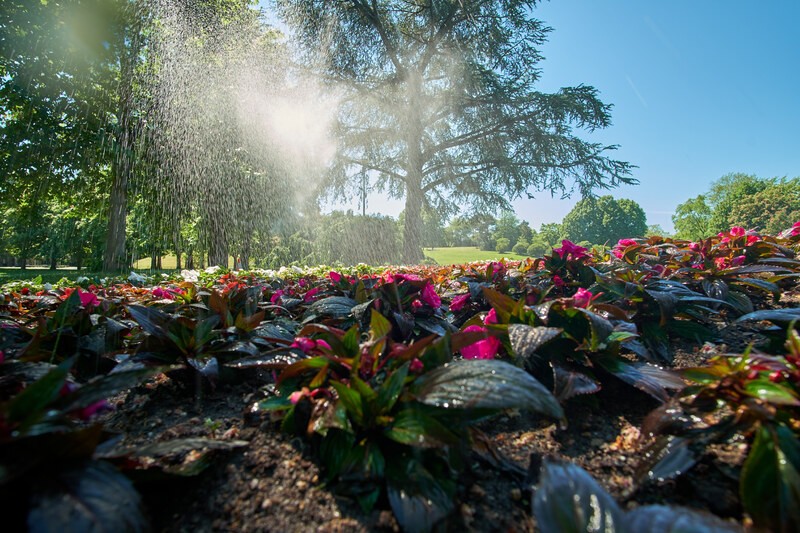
[423,247,529,265]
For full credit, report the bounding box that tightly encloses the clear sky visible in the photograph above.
[262,1,800,233]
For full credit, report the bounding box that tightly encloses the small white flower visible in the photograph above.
[181,269,199,282]
[76,276,89,284]
[204,265,221,274]
[44,283,53,291]
[128,272,147,284]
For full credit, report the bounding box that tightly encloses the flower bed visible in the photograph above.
[2,225,800,531]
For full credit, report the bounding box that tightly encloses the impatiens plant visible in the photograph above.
[478,287,684,402]
[251,310,563,531]
[638,329,800,532]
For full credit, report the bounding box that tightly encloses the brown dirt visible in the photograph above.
[98,338,750,532]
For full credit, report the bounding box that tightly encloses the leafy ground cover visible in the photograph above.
[3,225,800,531]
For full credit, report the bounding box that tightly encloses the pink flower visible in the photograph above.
[420,283,441,308]
[487,261,506,280]
[152,287,174,300]
[461,325,501,360]
[409,358,424,373]
[291,337,317,353]
[730,226,746,237]
[289,387,310,405]
[484,308,498,325]
[412,299,423,310]
[731,255,746,267]
[714,257,731,269]
[689,242,701,252]
[450,293,470,312]
[329,271,342,283]
[77,289,99,309]
[0,350,4,364]
[791,221,800,236]
[303,286,321,302]
[270,289,284,304]
[553,240,589,260]
[572,287,595,308]
[552,275,565,288]
[617,238,639,248]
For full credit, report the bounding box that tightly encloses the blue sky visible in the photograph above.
[262,1,800,233]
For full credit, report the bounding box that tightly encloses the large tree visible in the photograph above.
[274,0,634,262]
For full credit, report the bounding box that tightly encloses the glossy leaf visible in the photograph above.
[552,363,601,401]
[743,379,800,406]
[737,308,800,324]
[412,359,564,420]
[532,458,624,533]
[624,504,741,532]
[508,324,562,362]
[595,354,683,402]
[740,425,800,531]
[636,436,698,485]
[387,458,454,533]
[331,382,364,426]
[377,362,409,413]
[27,461,148,533]
[303,296,357,322]
[384,407,460,448]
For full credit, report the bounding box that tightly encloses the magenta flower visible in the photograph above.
[152,287,174,300]
[461,325,501,360]
[270,289,284,304]
[731,255,746,267]
[572,287,595,308]
[303,286,321,302]
[612,238,639,259]
[77,289,99,309]
[791,221,800,236]
[409,358,424,373]
[484,308,498,325]
[329,271,342,283]
[420,282,441,308]
[291,337,317,353]
[552,275,565,288]
[450,293,470,311]
[554,240,590,260]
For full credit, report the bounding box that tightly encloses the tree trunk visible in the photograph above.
[402,72,426,264]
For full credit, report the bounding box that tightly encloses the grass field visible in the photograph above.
[0,248,529,284]
[423,247,528,265]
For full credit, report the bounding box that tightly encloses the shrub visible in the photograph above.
[512,239,529,255]
[495,237,511,253]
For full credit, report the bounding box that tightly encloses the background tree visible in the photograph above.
[274,0,635,262]
[706,173,770,234]
[562,196,646,245]
[728,178,800,234]
[672,195,714,241]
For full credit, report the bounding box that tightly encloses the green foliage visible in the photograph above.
[672,195,713,240]
[314,212,401,266]
[495,238,511,254]
[562,196,646,246]
[252,312,561,530]
[729,178,800,234]
[639,331,800,532]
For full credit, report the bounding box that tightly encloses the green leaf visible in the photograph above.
[732,277,781,299]
[412,359,564,420]
[331,382,364,426]
[370,308,392,340]
[532,458,624,533]
[6,358,72,428]
[508,324,562,362]
[737,308,800,324]
[377,362,409,413]
[28,461,148,533]
[319,429,358,482]
[741,425,800,531]
[384,406,460,447]
[744,380,800,406]
[482,287,519,321]
[57,366,163,414]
